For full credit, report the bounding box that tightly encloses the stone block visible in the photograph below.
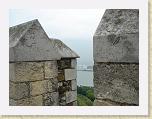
[9,82,29,100]
[30,80,51,96]
[9,99,17,106]
[72,101,77,106]
[66,91,77,103]
[66,101,77,106]
[71,59,77,69]
[59,101,66,106]
[58,80,71,93]
[9,19,61,62]
[71,80,77,90]
[93,33,139,63]
[57,59,71,69]
[43,92,59,106]
[94,10,139,36]
[9,95,43,106]
[44,61,58,78]
[64,69,76,81]
[9,63,15,81]
[11,62,44,82]
[49,78,58,92]
[57,71,65,81]
[93,63,139,105]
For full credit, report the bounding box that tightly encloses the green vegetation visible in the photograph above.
[77,86,95,106]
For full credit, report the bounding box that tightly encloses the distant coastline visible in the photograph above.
[77,70,93,72]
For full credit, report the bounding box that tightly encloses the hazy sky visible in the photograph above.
[9,9,105,65]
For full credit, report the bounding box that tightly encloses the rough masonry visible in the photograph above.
[52,39,79,106]
[93,9,139,106]
[9,19,79,106]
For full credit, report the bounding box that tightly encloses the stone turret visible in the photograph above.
[52,39,79,106]
[9,19,79,106]
[93,9,139,106]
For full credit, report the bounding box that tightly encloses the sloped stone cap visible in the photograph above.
[94,9,139,63]
[9,19,61,62]
[51,38,80,58]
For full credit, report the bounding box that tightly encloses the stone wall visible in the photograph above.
[93,9,139,106]
[9,20,79,106]
[57,58,77,106]
[9,61,59,106]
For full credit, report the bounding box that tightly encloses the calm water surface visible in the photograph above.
[77,71,94,87]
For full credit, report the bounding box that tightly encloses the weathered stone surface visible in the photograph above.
[44,61,58,78]
[93,99,117,106]
[49,78,58,92]
[71,59,77,69]
[94,9,139,63]
[72,101,77,106]
[95,9,139,36]
[66,91,77,103]
[30,80,51,96]
[94,34,139,63]
[64,69,76,81]
[58,80,71,93]
[43,92,59,106]
[10,62,44,82]
[71,80,77,90]
[93,63,139,105]
[57,59,71,69]
[59,101,66,106]
[9,99,17,106]
[66,101,77,106]
[93,99,136,106]
[52,39,79,58]
[9,63,15,81]
[57,70,65,81]
[9,82,29,100]
[9,19,61,62]
[10,95,43,106]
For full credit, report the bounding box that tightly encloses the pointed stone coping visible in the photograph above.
[93,9,139,63]
[9,19,61,62]
[51,39,80,58]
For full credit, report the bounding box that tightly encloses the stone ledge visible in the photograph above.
[66,91,77,104]
[64,69,77,81]
[93,33,139,63]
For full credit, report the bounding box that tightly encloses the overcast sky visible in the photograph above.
[9,9,105,65]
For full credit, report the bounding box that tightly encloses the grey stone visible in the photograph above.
[93,9,139,63]
[93,99,117,106]
[43,92,59,106]
[94,9,139,36]
[9,63,15,81]
[93,34,139,63]
[93,63,139,105]
[57,59,71,70]
[57,70,65,81]
[71,80,77,90]
[72,101,77,106]
[9,82,29,100]
[51,39,79,58]
[30,80,51,96]
[49,78,58,92]
[66,91,77,103]
[9,95,43,106]
[9,19,61,62]
[71,59,77,69]
[10,62,44,82]
[64,69,77,81]
[44,61,58,78]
